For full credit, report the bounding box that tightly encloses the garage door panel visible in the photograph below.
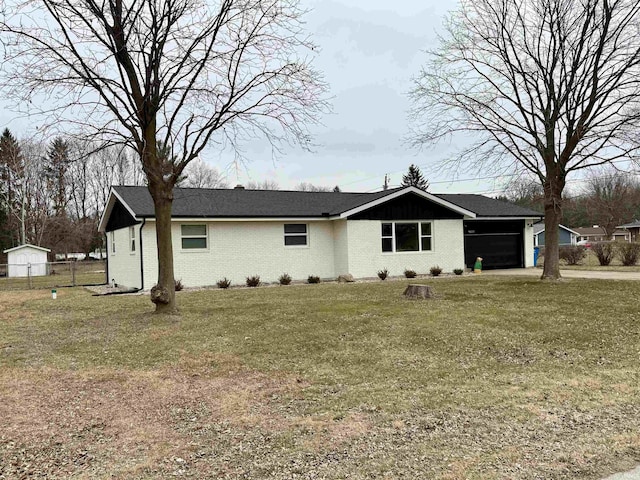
[464,220,524,269]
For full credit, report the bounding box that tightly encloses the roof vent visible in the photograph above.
[234,184,245,190]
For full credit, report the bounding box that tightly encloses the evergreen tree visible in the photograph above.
[0,128,24,244]
[46,137,72,216]
[401,164,429,190]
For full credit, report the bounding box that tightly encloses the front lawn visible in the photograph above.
[538,249,640,271]
[1,277,639,479]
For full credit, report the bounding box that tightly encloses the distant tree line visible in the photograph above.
[0,127,344,259]
[498,168,640,237]
[0,129,226,260]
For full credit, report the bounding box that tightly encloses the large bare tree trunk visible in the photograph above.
[150,188,176,313]
[541,174,564,280]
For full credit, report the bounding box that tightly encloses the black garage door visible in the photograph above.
[464,220,524,269]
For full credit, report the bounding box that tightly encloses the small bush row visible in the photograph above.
[377,267,463,280]
[207,265,469,290]
[561,242,640,266]
[213,272,323,288]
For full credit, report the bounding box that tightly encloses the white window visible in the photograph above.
[381,222,433,252]
[284,224,307,246]
[129,226,136,252]
[110,231,116,254]
[181,224,207,249]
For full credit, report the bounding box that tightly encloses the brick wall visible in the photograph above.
[345,219,465,278]
[140,220,337,289]
[107,224,142,288]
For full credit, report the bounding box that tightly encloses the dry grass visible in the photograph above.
[0,261,106,291]
[1,278,640,478]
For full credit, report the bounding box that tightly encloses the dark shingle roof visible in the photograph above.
[112,186,542,219]
[437,194,542,217]
[114,185,403,218]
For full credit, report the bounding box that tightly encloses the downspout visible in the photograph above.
[104,233,109,285]
[139,218,146,290]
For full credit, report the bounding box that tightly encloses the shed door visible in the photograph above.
[464,220,524,269]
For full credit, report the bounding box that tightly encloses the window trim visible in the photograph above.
[381,221,433,253]
[180,224,208,250]
[110,231,116,255]
[284,223,309,248]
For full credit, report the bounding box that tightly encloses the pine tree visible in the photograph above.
[401,164,429,190]
[0,128,24,244]
[46,138,72,216]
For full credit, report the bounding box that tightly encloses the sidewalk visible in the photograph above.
[602,466,640,480]
[484,268,640,281]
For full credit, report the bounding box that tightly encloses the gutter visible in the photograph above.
[104,233,109,285]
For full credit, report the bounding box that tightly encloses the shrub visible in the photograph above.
[377,268,389,280]
[216,277,231,289]
[307,275,321,284]
[559,245,587,265]
[453,268,464,276]
[246,275,260,287]
[174,279,184,291]
[430,265,443,276]
[278,273,292,285]
[591,242,614,266]
[617,242,640,266]
[404,269,417,278]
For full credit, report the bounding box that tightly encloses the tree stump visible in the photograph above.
[403,284,435,299]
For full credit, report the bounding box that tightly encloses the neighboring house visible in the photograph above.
[573,226,610,243]
[617,220,640,242]
[574,226,631,243]
[3,244,51,277]
[532,223,579,247]
[98,186,543,290]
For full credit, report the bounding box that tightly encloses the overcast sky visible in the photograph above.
[0,0,516,195]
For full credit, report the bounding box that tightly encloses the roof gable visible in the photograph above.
[346,191,466,220]
[533,223,579,236]
[3,243,51,254]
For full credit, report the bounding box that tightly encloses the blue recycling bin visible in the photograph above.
[534,246,540,266]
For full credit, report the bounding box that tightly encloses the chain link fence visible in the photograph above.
[0,261,106,291]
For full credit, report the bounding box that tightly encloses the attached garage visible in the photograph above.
[463,220,524,269]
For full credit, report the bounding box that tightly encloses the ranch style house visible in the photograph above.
[98,185,543,290]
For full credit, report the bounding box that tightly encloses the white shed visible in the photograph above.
[3,244,51,277]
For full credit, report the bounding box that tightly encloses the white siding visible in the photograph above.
[107,225,142,288]
[7,246,49,277]
[345,219,465,278]
[141,220,337,289]
[333,220,349,276]
[524,223,535,267]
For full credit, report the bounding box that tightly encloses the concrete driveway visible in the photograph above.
[602,466,640,480]
[484,268,640,281]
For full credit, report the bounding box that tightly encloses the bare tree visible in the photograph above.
[294,182,332,192]
[178,158,227,189]
[410,0,640,279]
[585,168,640,237]
[246,179,280,190]
[1,0,327,312]
[502,177,545,212]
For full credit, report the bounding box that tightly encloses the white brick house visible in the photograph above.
[98,185,542,290]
